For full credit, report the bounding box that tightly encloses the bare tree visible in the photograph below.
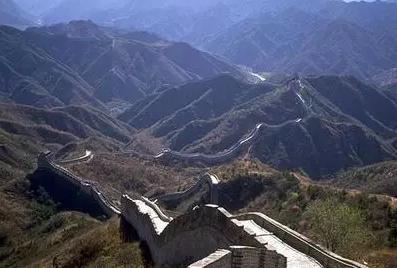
[305,198,371,258]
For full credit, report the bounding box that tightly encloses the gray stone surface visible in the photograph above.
[37,152,368,268]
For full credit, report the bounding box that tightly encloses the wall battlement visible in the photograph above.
[36,152,368,268]
[37,152,121,217]
[155,123,263,165]
[121,195,286,267]
[151,173,219,205]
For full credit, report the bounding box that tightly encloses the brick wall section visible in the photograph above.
[232,213,367,268]
[151,173,219,205]
[37,152,367,268]
[37,152,120,217]
[121,196,287,267]
[189,246,288,268]
[159,123,263,165]
[188,249,232,268]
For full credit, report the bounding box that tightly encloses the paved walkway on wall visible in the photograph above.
[238,219,323,268]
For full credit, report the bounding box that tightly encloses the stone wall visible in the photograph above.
[37,152,367,268]
[151,173,219,205]
[188,246,288,268]
[188,249,232,268]
[232,213,367,268]
[37,152,120,217]
[121,195,286,267]
[157,124,263,165]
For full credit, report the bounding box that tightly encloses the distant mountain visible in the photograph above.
[373,68,397,87]
[120,74,397,178]
[383,83,397,103]
[41,0,129,24]
[11,0,397,83]
[201,7,397,82]
[0,0,33,28]
[0,21,247,109]
[16,0,337,41]
[109,0,336,42]
[0,24,106,109]
[319,0,397,35]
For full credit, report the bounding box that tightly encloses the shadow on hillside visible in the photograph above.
[27,168,156,267]
[120,216,154,268]
[27,169,109,220]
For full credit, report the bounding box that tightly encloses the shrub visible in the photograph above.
[305,198,371,258]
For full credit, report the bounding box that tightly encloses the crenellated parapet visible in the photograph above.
[155,123,264,165]
[121,195,286,267]
[151,173,219,205]
[37,152,120,217]
[36,152,368,268]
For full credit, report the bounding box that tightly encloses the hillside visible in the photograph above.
[120,75,397,178]
[58,155,397,267]
[201,7,397,81]
[0,0,33,28]
[11,0,397,83]
[383,83,397,103]
[0,21,248,109]
[0,101,149,267]
[0,24,106,109]
[0,102,132,174]
[211,160,397,268]
[332,161,397,198]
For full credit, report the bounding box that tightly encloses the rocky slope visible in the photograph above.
[383,83,397,104]
[0,102,132,174]
[332,160,397,198]
[0,100,146,267]
[0,21,247,109]
[201,6,397,82]
[11,0,397,83]
[120,75,397,178]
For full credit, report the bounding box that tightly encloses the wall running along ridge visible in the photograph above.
[36,152,368,268]
[150,173,219,205]
[121,195,287,267]
[37,152,120,217]
[154,123,264,165]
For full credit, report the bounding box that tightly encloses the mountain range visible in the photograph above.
[200,3,397,82]
[0,14,395,178]
[119,74,397,178]
[0,21,248,111]
[9,0,397,84]
[0,0,33,28]
[1,4,397,266]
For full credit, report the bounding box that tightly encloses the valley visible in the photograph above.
[0,0,397,267]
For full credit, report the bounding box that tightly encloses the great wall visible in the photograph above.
[36,151,368,268]
[98,79,312,167]
[150,173,219,206]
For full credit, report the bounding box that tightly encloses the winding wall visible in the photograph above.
[150,173,219,205]
[155,123,264,165]
[37,152,367,268]
[37,152,120,217]
[231,213,367,268]
[154,118,306,165]
[55,150,93,165]
[121,195,286,267]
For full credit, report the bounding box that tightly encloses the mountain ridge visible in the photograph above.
[119,74,397,178]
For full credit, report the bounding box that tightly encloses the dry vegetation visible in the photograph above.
[211,159,397,268]
[66,154,203,198]
[334,161,397,198]
[0,155,147,268]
